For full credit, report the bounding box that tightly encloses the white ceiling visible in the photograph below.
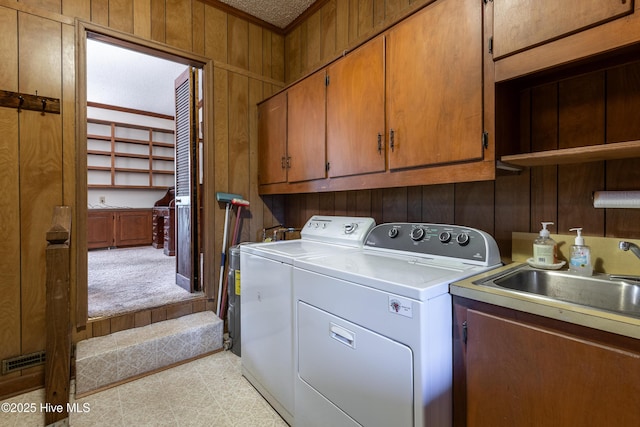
[218,0,316,28]
[87,39,188,116]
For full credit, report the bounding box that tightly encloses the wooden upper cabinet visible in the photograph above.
[386,0,484,171]
[326,36,386,178]
[287,70,327,183]
[258,91,287,185]
[493,0,633,60]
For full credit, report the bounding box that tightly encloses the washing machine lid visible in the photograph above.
[240,216,376,264]
[241,240,362,264]
[294,250,498,300]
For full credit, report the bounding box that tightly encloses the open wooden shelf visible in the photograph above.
[87,116,175,188]
[87,184,172,189]
[87,149,174,162]
[88,166,174,175]
[500,139,640,167]
[87,133,175,148]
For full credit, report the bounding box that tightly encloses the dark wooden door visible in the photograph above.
[174,67,200,292]
[286,69,327,183]
[326,35,385,178]
[258,91,287,185]
[466,309,640,427]
[386,0,483,170]
[87,210,114,249]
[493,0,633,59]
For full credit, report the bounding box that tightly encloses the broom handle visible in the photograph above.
[216,203,230,316]
[220,205,243,320]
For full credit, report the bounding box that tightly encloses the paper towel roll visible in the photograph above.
[593,191,640,208]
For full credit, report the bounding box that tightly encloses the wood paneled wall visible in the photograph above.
[0,0,285,399]
[285,0,433,83]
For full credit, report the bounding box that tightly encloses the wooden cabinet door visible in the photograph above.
[493,0,633,60]
[258,91,287,185]
[466,309,640,427]
[114,210,152,247]
[87,210,114,249]
[386,0,483,170]
[287,70,327,183]
[326,36,385,178]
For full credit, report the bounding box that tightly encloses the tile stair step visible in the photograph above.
[75,311,223,396]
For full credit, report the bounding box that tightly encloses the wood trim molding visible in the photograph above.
[75,21,218,332]
[0,370,45,401]
[284,0,331,33]
[0,0,74,25]
[87,101,175,121]
[74,348,222,399]
[84,21,285,87]
[198,0,286,34]
[259,160,496,195]
[197,0,333,36]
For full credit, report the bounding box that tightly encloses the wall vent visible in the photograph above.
[2,351,46,375]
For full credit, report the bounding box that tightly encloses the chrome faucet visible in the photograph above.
[619,241,640,260]
[611,241,640,282]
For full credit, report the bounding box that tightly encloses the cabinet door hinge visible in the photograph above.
[326,162,330,171]
[325,75,330,86]
[462,321,468,345]
[482,131,489,149]
[488,37,493,55]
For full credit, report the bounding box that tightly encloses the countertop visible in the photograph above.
[450,262,640,340]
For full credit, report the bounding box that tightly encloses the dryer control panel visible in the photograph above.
[364,223,501,266]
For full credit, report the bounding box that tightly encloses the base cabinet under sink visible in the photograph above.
[453,296,640,427]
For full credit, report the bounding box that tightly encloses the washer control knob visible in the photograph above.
[456,233,470,246]
[344,223,358,234]
[439,231,452,243]
[410,227,425,241]
[388,228,399,238]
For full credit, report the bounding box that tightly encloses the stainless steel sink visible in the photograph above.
[474,266,640,318]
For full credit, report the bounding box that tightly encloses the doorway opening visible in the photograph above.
[83,34,205,320]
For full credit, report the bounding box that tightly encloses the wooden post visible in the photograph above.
[45,206,71,426]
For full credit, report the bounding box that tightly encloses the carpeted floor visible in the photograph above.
[88,246,203,319]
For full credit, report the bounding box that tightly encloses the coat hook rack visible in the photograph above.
[0,89,60,115]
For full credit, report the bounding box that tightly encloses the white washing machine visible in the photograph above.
[240,215,375,425]
[292,223,502,427]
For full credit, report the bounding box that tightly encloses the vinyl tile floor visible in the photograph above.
[0,350,288,427]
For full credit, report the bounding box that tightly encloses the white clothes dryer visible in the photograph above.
[293,222,502,427]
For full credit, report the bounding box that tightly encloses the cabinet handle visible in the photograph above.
[462,320,468,345]
[389,129,395,152]
[377,133,382,154]
[286,156,291,169]
[281,156,286,169]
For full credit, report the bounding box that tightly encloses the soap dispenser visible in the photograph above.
[569,228,593,276]
[533,222,558,265]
